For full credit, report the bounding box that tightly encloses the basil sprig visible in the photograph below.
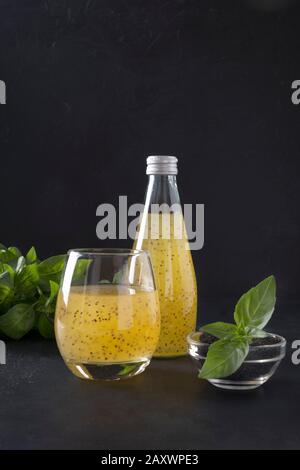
[0,244,66,340]
[199,275,276,380]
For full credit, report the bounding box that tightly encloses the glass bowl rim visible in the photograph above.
[187,331,287,351]
[68,248,149,257]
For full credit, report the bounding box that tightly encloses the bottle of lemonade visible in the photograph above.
[135,156,197,358]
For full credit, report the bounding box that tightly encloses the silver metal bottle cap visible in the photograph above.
[146,156,178,175]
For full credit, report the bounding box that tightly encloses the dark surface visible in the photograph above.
[0,300,299,450]
[1,1,300,300]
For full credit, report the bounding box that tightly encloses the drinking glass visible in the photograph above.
[55,249,160,380]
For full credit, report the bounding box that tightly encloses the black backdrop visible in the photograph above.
[1,0,300,302]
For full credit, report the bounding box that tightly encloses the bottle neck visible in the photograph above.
[145,175,180,207]
[135,174,183,249]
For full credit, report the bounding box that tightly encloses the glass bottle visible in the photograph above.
[134,156,197,358]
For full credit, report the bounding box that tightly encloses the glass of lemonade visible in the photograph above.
[55,249,160,381]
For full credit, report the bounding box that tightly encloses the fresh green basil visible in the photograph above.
[199,275,277,381]
[15,264,39,292]
[25,246,37,264]
[201,322,238,339]
[0,264,14,286]
[15,256,26,273]
[249,328,268,338]
[0,303,36,340]
[45,280,59,307]
[199,337,250,380]
[37,311,55,339]
[72,259,91,284]
[0,278,12,308]
[234,275,276,330]
[0,244,66,340]
[112,269,124,284]
[0,248,19,266]
[38,255,66,286]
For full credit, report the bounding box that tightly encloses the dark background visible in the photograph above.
[1,1,300,451]
[1,0,300,303]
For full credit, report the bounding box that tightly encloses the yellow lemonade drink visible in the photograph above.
[55,284,160,378]
[135,212,197,357]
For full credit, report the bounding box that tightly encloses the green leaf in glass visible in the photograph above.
[201,322,238,339]
[199,337,250,380]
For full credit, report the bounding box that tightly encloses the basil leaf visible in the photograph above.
[8,246,22,258]
[248,328,268,338]
[0,247,19,265]
[113,269,124,284]
[37,311,54,339]
[234,275,276,331]
[118,364,139,376]
[35,281,58,316]
[15,264,39,292]
[45,280,59,307]
[0,303,35,340]
[0,243,7,250]
[201,322,238,339]
[38,255,66,288]
[0,265,14,310]
[199,337,250,380]
[25,246,37,264]
[0,281,12,306]
[1,264,15,285]
[16,256,26,273]
[0,263,14,285]
[72,259,91,284]
[35,287,56,339]
[38,254,66,277]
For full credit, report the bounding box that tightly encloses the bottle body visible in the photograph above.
[135,172,197,358]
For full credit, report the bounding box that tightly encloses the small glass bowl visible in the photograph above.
[187,331,286,391]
